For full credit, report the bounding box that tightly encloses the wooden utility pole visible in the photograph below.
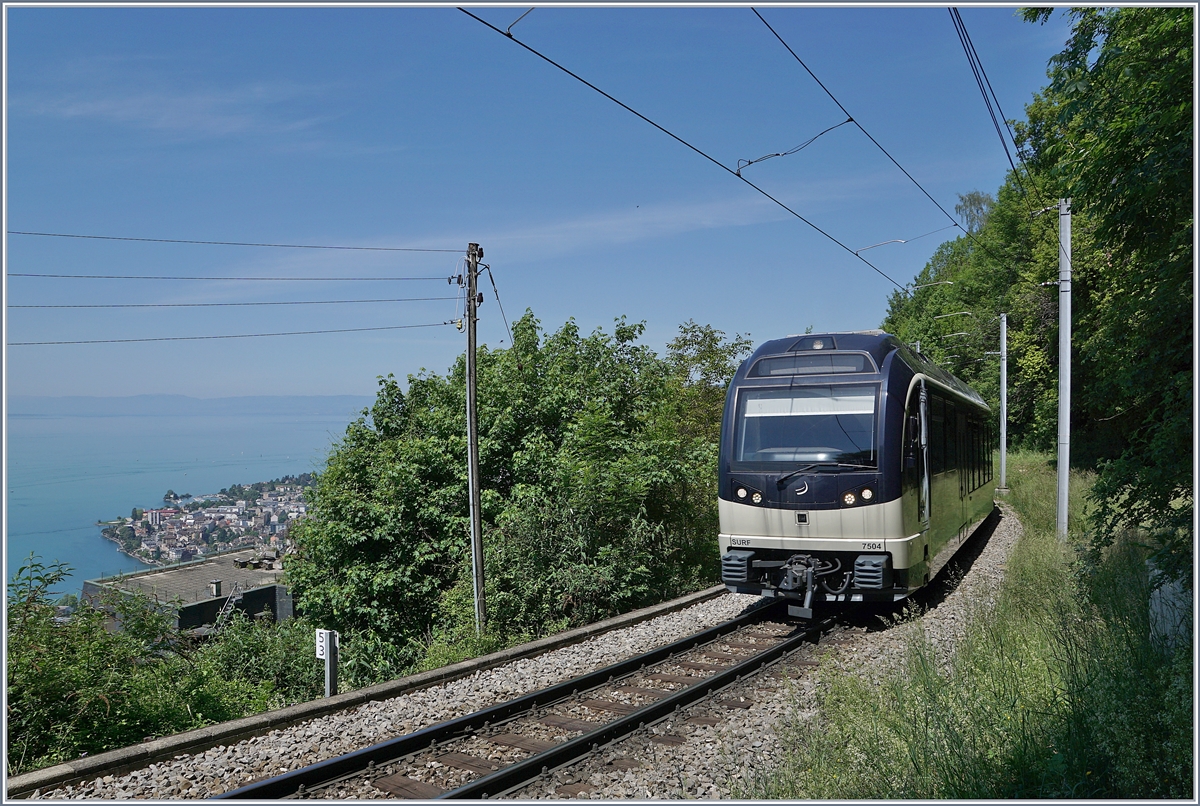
[465,243,486,633]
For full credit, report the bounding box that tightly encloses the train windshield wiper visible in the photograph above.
[776,461,875,487]
[776,463,823,487]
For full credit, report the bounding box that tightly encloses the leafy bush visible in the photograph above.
[193,610,324,707]
[6,557,329,776]
[884,6,1192,583]
[7,557,254,775]
[285,313,748,677]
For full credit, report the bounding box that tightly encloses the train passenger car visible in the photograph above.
[718,330,996,618]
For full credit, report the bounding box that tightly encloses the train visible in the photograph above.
[718,330,996,618]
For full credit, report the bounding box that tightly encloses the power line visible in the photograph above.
[752,7,1014,270]
[736,117,852,176]
[7,230,464,253]
[854,223,958,254]
[10,321,454,346]
[948,8,1066,264]
[461,7,905,291]
[949,9,1020,182]
[481,264,514,345]
[10,273,447,281]
[752,10,963,227]
[10,296,459,309]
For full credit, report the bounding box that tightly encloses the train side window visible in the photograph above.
[974,421,983,490]
[967,421,974,490]
[946,403,959,471]
[968,421,974,490]
[973,421,981,490]
[986,420,993,483]
[980,423,986,486]
[930,395,945,474]
[980,422,987,486]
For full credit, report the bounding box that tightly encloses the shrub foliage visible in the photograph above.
[883,7,1192,581]
[285,314,750,676]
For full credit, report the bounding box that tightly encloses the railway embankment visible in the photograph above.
[745,452,1192,800]
[11,585,747,799]
[511,504,1022,799]
[17,500,1024,800]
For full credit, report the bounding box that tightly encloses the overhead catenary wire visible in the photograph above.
[736,117,853,176]
[6,230,464,253]
[9,296,459,309]
[752,7,1014,272]
[506,7,535,35]
[9,321,455,346]
[948,8,1068,265]
[460,7,905,291]
[948,9,1021,185]
[854,223,958,254]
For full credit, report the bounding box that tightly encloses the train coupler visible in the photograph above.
[778,555,817,618]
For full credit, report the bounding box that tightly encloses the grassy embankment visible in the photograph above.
[745,451,1192,799]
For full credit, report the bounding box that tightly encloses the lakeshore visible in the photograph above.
[7,399,366,589]
[97,477,311,572]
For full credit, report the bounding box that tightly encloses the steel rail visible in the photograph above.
[439,615,825,799]
[214,601,788,800]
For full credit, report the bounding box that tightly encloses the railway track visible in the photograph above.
[18,511,1011,801]
[216,602,826,800]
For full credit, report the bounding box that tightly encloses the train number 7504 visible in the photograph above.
[860,542,883,551]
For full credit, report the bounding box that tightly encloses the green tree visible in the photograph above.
[286,313,739,675]
[118,525,138,552]
[666,319,753,443]
[955,190,994,233]
[884,8,1192,583]
[6,557,260,774]
[1021,6,1193,579]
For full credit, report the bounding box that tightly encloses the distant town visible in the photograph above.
[99,474,313,567]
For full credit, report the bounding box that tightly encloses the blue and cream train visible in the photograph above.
[718,331,996,618]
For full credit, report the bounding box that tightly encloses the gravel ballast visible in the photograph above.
[28,505,1021,800]
[26,591,762,799]
[514,504,1022,799]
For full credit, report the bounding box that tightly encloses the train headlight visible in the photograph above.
[842,491,857,506]
[751,492,763,504]
[860,487,874,502]
[736,487,748,499]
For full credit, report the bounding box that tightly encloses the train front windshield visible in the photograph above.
[734,384,878,467]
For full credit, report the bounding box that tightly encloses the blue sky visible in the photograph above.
[4,5,1073,397]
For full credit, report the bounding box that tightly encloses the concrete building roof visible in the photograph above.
[89,548,284,605]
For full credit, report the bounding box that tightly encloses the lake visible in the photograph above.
[6,395,372,593]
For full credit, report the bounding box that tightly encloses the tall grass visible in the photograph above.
[746,451,1192,799]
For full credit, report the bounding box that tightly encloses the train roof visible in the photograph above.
[743,330,988,410]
